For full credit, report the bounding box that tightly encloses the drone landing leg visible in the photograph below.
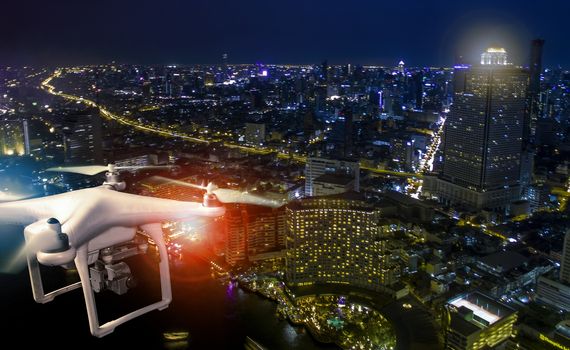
[25,223,81,304]
[76,224,172,338]
[141,223,173,310]
[75,245,111,337]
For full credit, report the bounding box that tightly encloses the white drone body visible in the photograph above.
[0,166,225,337]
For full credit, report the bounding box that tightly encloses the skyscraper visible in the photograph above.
[480,47,508,66]
[0,118,30,156]
[224,205,286,265]
[343,107,354,157]
[63,108,103,165]
[321,60,328,83]
[526,39,545,141]
[304,156,359,197]
[529,39,545,95]
[425,47,529,212]
[560,229,570,284]
[535,229,570,313]
[225,206,247,265]
[303,108,318,139]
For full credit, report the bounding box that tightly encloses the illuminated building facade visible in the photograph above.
[444,292,517,350]
[225,205,286,265]
[527,39,545,140]
[480,47,508,66]
[225,206,247,265]
[536,230,570,312]
[246,206,286,257]
[63,108,103,164]
[0,119,28,156]
[561,229,570,284]
[285,193,396,290]
[426,48,529,212]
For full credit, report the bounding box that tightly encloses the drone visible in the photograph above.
[0,163,283,337]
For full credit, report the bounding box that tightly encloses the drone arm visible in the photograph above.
[0,200,47,225]
[214,188,283,208]
[113,194,226,225]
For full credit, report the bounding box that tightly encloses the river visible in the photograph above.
[0,224,337,349]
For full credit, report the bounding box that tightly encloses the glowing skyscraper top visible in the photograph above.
[480,47,508,66]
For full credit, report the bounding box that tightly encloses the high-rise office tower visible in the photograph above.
[343,107,354,157]
[225,205,286,265]
[425,47,529,212]
[321,60,328,83]
[410,71,423,110]
[529,39,545,95]
[0,118,30,156]
[526,39,545,141]
[63,108,103,165]
[560,229,570,284]
[304,156,359,196]
[398,60,405,75]
[303,108,318,139]
[225,206,247,265]
[164,72,173,97]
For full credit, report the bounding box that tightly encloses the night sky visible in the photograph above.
[2,0,570,67]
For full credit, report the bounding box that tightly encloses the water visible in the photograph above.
[0,224,337,349]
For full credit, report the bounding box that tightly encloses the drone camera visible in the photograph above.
[89,236,147,295]
[90,261,135,295]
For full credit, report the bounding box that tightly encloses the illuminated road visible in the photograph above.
[41,69,418,179]
[41,70,209,144]
[407,115,446,197]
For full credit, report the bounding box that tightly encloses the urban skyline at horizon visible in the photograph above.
[3,2,570,349]
[2,40,566,70]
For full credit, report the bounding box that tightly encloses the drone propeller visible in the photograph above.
[152,176,284,208]
[0,192,33,202]
[46,164,177,176]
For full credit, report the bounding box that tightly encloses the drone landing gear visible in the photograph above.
[75,223,172,337]
[24,220,82,304]
[26,253,82,303]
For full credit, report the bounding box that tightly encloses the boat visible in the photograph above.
[244,336,267,350]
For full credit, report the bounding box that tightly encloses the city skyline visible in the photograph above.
[2,0,570,67]
[3,2,570,349]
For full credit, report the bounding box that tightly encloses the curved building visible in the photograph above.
[285,193,396,291]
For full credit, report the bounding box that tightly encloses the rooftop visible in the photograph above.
[448,291,515,330]
[314,173,354,186]
[486,47,507,53]
[478,251,528,273]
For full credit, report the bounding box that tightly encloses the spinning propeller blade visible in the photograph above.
[152,176,284,208]
[46,164,177,176]
[46,165,109,176]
